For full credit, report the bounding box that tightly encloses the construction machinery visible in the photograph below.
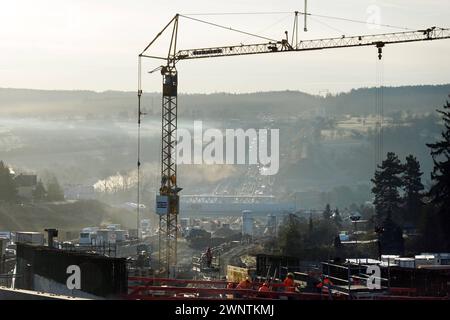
[138,11,450,278]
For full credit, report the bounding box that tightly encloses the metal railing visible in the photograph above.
[321,261,389,299]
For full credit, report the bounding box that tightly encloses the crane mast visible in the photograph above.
[153,16,181,278]
[139,13,450,278]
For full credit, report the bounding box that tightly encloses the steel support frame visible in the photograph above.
[175,27,450,61]
[158,66,179,277]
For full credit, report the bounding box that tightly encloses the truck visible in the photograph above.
[96,229,117,245]
[79,231,96,246]
[15,232,44,245]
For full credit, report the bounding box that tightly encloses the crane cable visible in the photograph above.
[309,16,347,35]
[179,14,278,42]
[241,13,292,44]
[181,11,414,32]
[137,56,142,239]
[375,54,384,168]
[182,11,292,16]
[303,11,413,31]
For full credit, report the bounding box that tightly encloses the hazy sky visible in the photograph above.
[1,0,449,94]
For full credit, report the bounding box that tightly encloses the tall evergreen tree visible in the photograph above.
[333,208,343,227]
[0,161,17,202]
[278,214,304,257]
[46,176,64,201]
[33,179,47,201]
[402,155,424,224]
[426,98,450,249]
[322,203,332,220]
[371,152,404,221]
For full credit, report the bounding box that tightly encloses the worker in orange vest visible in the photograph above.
[236,277,252,290]
[226,281,235,299]
[283,273,296,292]
[258,282,270,292]
[235,277,252,298]
[316,276,334,293]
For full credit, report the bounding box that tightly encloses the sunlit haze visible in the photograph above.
[1,0,449,94]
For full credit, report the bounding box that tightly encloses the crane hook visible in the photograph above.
[376,42,385,60]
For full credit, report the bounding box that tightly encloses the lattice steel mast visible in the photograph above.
[157,15,180,278]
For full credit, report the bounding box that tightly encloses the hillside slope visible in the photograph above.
[1,84,449,119]
[0,200,135,233]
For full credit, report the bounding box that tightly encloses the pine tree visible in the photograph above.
[306,213,314,246]
[426,98,450,249]
[0,161,17,202]
[33,180,47,201]
[46,176,64,201]
[308,213,313,235]
[402,155,424,224]
[322,203,332,220]
[278,214,304,257]
[333,208,343,227]
[371,152,404,221]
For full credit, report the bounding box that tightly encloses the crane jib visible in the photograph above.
[173,27,450,61]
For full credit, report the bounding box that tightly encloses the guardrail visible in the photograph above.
[321,261,390,299]
[127,277,335,300]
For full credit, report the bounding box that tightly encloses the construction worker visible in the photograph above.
[258,282,270,292]
[316,276,334,294]
[283,273,296,292]
[323,277,333,287]
[226,281,235,299]
[236,276,252,290]
[235,276,252,298]
[256,281,271,298]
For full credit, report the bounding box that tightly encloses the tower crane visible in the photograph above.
[138,12,450,278]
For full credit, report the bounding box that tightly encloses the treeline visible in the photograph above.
[370,99,450,250]
[326,85,450,116]
[277,96,450,258]
[1,85,449,119]
[371,153,423,225]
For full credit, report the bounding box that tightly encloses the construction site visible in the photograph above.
[1,2,450,306]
